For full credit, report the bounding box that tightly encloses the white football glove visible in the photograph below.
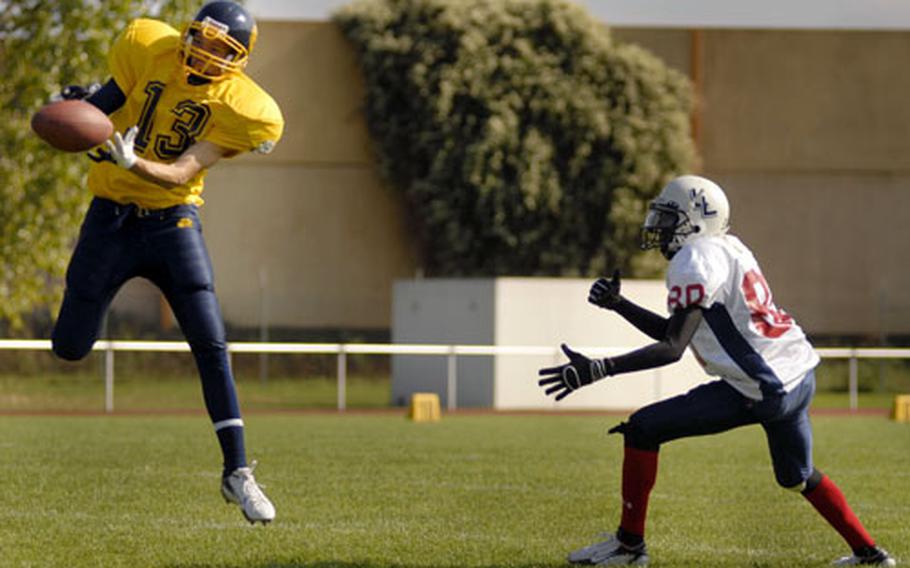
[105,126,138,169]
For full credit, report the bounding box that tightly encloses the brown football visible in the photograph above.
[31,99,114,152]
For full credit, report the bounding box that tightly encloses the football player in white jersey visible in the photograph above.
[538,176,895,566]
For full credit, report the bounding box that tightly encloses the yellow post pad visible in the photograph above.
[893,394,910,422]
[409,393,441,422]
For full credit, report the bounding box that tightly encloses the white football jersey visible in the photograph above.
[666,234,819,400]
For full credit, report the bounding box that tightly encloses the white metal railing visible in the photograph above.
[0,340,905,413]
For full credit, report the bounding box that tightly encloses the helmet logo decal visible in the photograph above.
[690,188,717,217]
[201,16,229,34]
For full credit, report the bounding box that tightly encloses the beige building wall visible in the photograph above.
[615,28,910,337]
[199,22,418,330]
[115,22,910,338]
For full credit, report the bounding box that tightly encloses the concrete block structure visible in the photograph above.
[392,279,705,409]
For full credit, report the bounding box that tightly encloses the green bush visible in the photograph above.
[335,0,695,277]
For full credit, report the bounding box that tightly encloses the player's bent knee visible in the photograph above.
[773,470,803,490]
[51,337,92,361]
[609,417,660,451]
[776,468,821,492]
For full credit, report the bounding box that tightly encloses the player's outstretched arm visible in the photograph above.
[537,344,615,401]
[588,270,669,340]
[614,299,668,341]
[53,79,126,115]
[84,79,126,115]
[608,305,703,375]
[537,306,703,400]
[105,132,227,189]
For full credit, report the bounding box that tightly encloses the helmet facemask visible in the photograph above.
[180,16,253,80]
[641,201,698,259]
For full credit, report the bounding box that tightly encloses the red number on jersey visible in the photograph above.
[668,283,706,311]
[741,269,793,338]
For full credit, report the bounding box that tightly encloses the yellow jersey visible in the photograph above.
[87,19,284,209]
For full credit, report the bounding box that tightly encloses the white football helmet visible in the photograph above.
[641,175,730,259]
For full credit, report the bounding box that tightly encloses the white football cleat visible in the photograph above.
[568,533,649,566]
[833,546,896,566]
[568,533,615,564]
[221,462,275,524]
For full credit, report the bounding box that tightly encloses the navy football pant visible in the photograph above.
[52,198,246,473]
[615,372,816,488]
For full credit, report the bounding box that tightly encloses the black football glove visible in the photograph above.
[538,344,613,401]
[588,269,622,310]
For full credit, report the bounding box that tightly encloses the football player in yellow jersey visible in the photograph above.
[51,1,282,524]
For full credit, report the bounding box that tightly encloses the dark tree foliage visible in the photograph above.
[335,0,695,277]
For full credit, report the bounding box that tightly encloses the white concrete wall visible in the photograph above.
[391,278,706,410]
[493,278,704,410]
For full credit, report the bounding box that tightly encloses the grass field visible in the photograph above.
[0,413,907,567]
[0,373,393,412]
[0,372,904,413]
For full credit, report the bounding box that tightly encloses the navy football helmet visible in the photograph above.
[180,1,258,80]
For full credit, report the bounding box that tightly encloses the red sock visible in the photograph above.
[619,446,659,538]
[803,475,875,550]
